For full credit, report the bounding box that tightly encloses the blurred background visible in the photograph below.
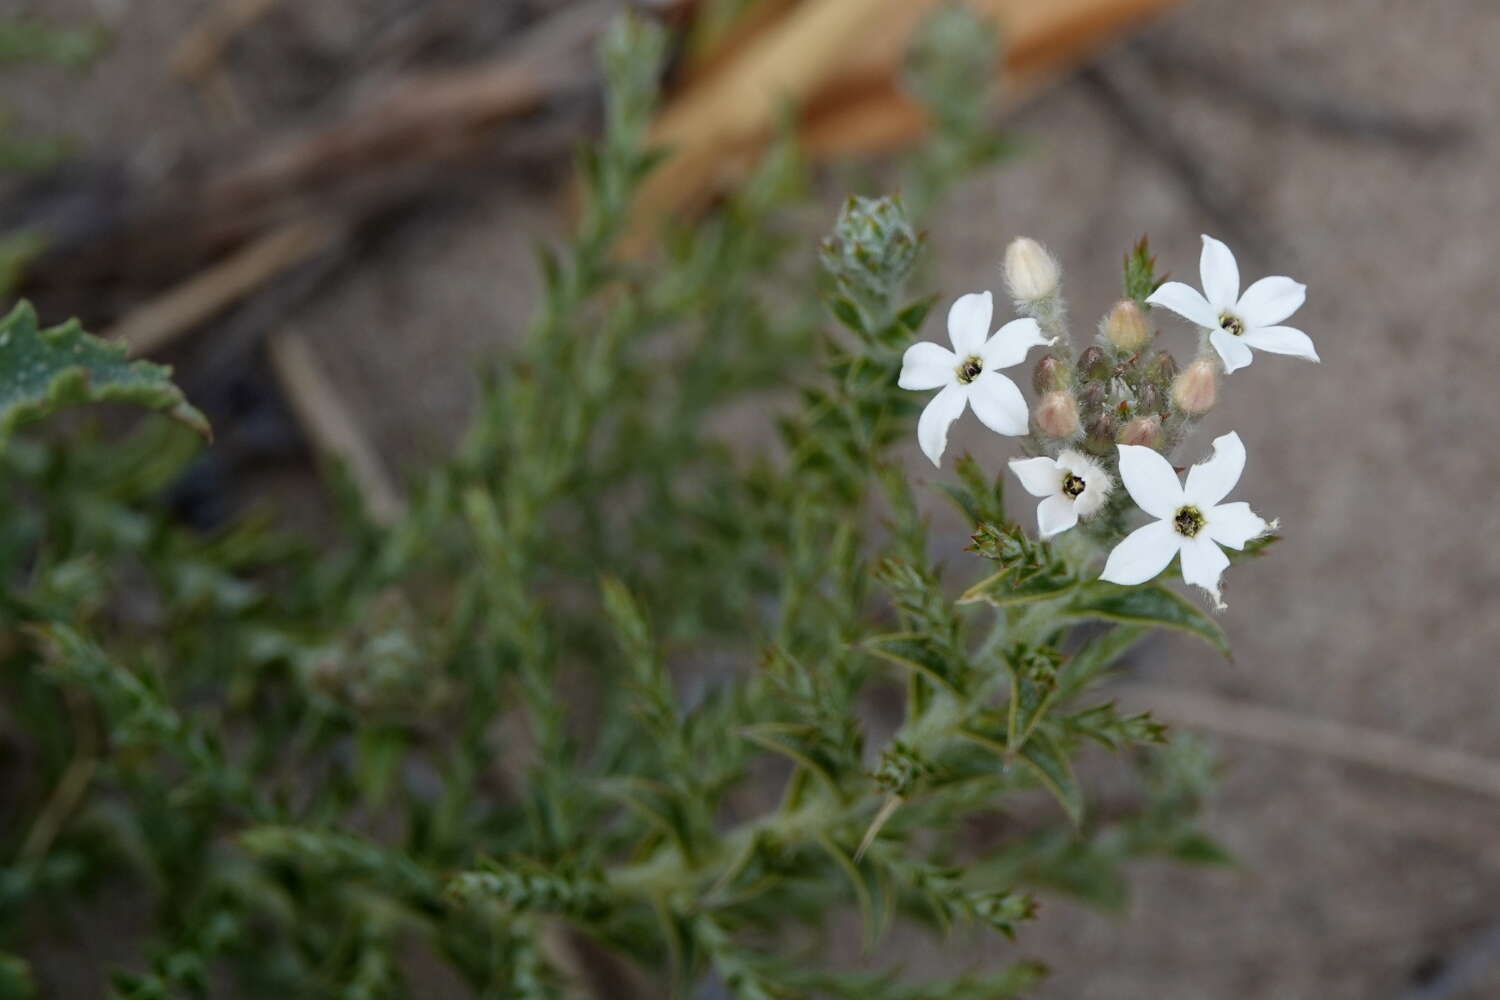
[3,0,1499,997]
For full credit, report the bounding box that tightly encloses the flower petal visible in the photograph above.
[1183,431,1245,508]
[1178,534,1230,606]
[1205,501,1268,550]
[1116,444,1184,519]
[947,291,992,357]
[1146,281,1220,330]
[967,371,1029,437]
[1199,234,1239,309]
[1100,520,1180,586]
[1037,494,1078,538]
[899,341,958,390]
[980,317,1051,371]
[1209,328,1255,374]
[1236,276,1305,328]
[1243,325,1320,363]
[1009,456,1063,498]
[917,382,967,468]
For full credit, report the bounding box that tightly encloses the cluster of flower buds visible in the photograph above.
[899,234,1319,608]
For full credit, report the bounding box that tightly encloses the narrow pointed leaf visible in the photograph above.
[1062,582,1230,659]
[861,633,966,695]
[1016,728,1082,825]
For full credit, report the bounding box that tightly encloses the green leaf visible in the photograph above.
[830,297,866,334]
[861,632,967,695]
[1166,830,1235,866]
[1055,625,1149,701]
[1016,727,1082,825]
[1005,646,1060,750]
[893,294,939,335]
[0,302,208,439]
[959,563,1078,607]
[739,724,848,798]
[1062,581,1230,659]
[1227,530,1281,564]
[1123,235,1165,303]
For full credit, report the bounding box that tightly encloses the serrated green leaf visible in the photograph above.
[1016,728,1082,825]
[0,302,208,439]
[1062,582,1230,659]
[861,632,967,695]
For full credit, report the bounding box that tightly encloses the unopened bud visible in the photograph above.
[1143,350,1178,389]
[1136,382,1166,417]
[1104,299,1153,353]
[1082,413,1117,456]
[1003,237,1060,303]
[1076,380,1107,417]
[1077,346,1110,383]
[1033,391,1080,439]
[1172,358,1219,416]
[1031,353,1068,394]
[1117,414,1164,449]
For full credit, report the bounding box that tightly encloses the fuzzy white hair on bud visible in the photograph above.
[1003,237,1061,304]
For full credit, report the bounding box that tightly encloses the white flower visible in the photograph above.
[898,291,1053,467]
[1100,431,1270,609]
[1009,450,1113,538]
[1146,234,1319,375]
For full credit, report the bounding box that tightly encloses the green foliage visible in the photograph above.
[0,302,209,439]
[0,18,108,69]
[1124,235,1166,303]
[0,9,1246,999]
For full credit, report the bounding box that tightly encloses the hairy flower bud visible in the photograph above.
[1076,346,1110,383]
[1003,237,1060,303]
[1031,353,1068,394]
[1117,413,1164,449]
[1143,350,1178,389]
[1076,380,1107,417]
[1104,299,1152,353]
[1172,357,1220,416]
[1033,390,1080,439]
[1082,412,1117,456]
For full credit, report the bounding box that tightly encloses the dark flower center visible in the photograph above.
[1061,473,1086,499]
[957,356,983,384]
[1173,505,1205,538]
[1219,312,1245,337]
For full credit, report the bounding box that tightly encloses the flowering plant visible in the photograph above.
[0,10,1307,999]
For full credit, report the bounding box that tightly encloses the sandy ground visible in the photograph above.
[9,0,1500,997]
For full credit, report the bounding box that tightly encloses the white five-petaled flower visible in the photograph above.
[1009,450,1113,539]
[898,291,1053,467]
[1147,235,1319,375]
[1100,432,1270,609]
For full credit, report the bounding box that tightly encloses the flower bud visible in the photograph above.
[1136,382,1165,417]
[1172,357,1219,416]
[1143,350,1178,390]
[1031,353,1068,394]
[1117,413,1164,449]
[1033,391,1079,439]
[1082,412,1117,456]
[1104,299,1152,353]
[1076,380,1107,417]
[1076,346,1110,383]
[1003,237,1060,303]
